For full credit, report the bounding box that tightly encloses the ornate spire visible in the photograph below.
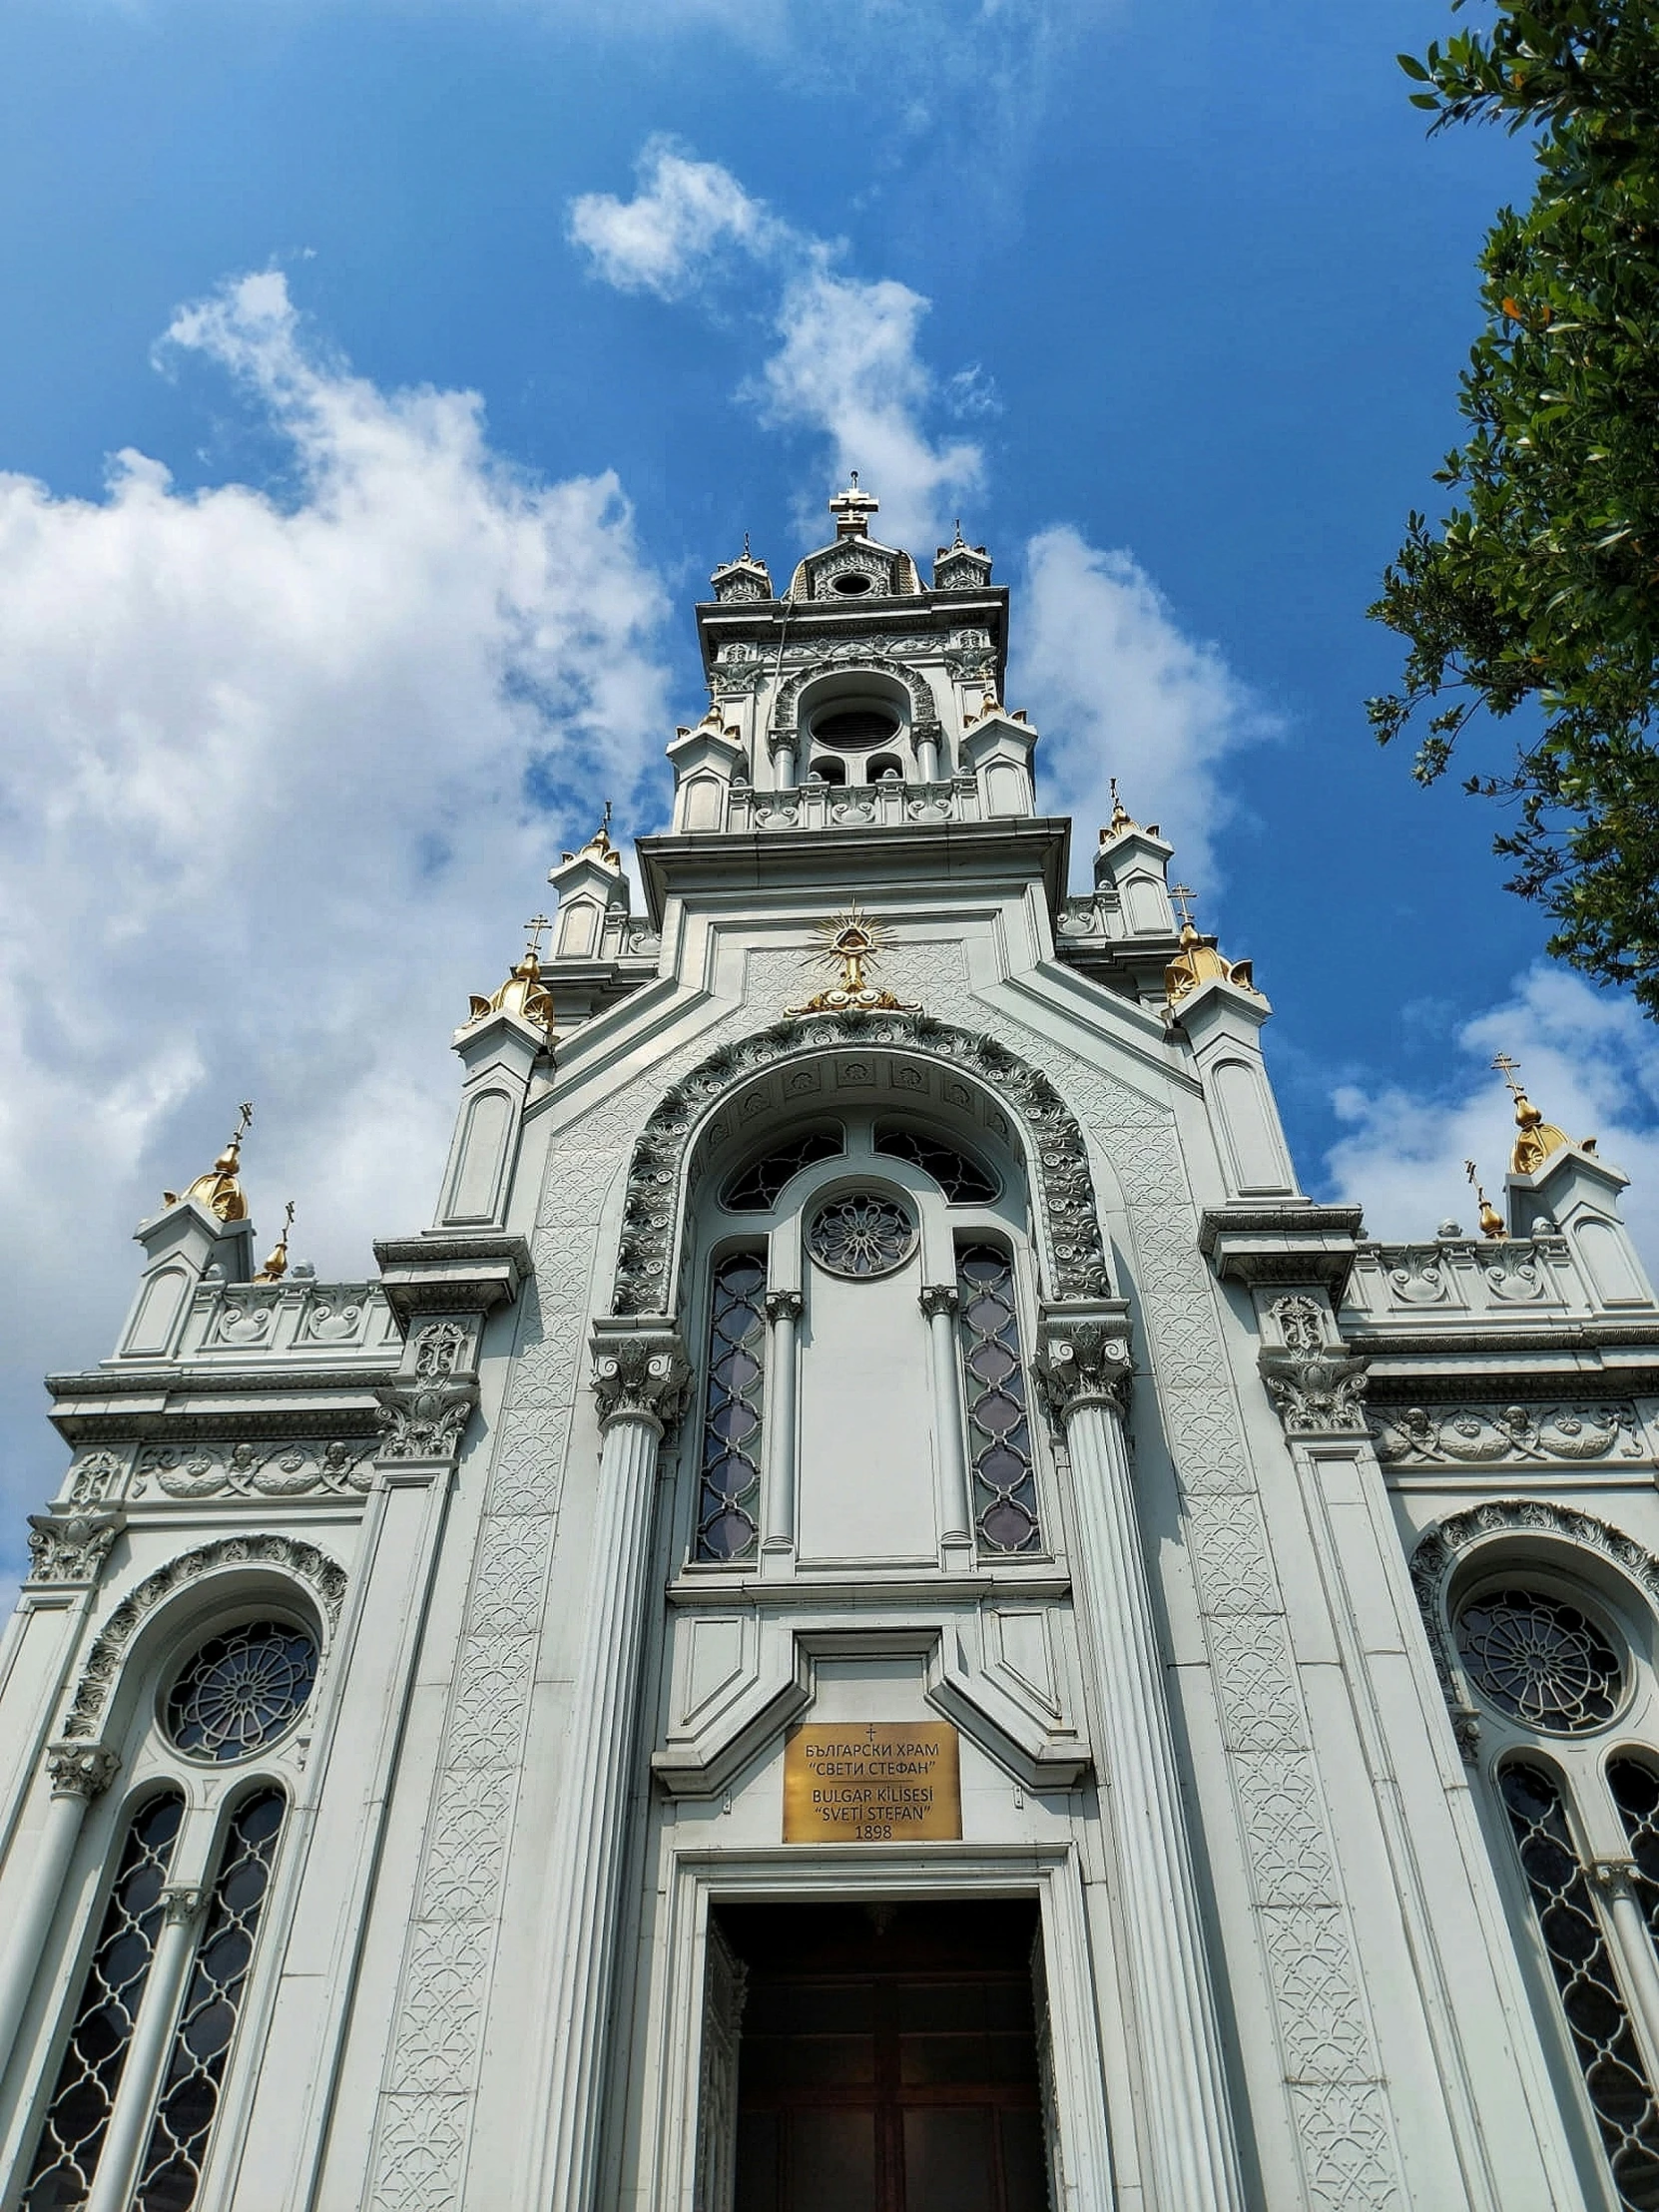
[467,916,555,1032]
[1463,1160,1505,1240]
[254,1200,295,1282]
[1492,1053,1579,1176]
[1164,888,1260,1006]
[1103,778,1134,837]
[785,908,920,1016]
[828,471,880,540]
[164,1102,253,1223]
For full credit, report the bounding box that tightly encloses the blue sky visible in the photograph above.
[3,0,1658,1555]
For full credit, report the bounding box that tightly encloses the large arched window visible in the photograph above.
[18,1596,318,2212]
[684,1081,1046,1575]
[1427,1533,1659,2210]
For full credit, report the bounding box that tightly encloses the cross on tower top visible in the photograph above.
[1170,883,1198,932]
[523,914,553,961]
[1492,1052,1524,1097]
[828,472,880,539]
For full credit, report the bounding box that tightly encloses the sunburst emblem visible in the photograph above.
[785,907,921,1017]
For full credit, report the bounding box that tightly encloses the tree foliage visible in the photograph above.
[1369,0,1659,1011]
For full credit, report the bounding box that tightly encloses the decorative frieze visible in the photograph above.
[133,1440,375,1499]
[1374,1401,1643,1466]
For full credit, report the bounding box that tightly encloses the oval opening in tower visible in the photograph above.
[830,571,872,595]
[816,705,900,750]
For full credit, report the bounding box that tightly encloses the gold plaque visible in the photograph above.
[783,1722,961,1844]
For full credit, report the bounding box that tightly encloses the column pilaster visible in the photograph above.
[0,1742,120,2073]
[83,1883,206,2212]
[532,1319,690,2212]
[1035,1307,1246,2212]
[761,1291,802,1556]
[919,1285,973,1553]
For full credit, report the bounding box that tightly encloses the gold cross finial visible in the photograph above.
[523,914,552,961]
[1492,1052,1523,1098]
[1463,1159,1505,1239]
[1170,883,1197,932]
[234,1101,254,1143]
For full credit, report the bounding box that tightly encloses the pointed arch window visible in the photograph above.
[956,1243,1041,1554]
[23,1791,185,2211]
[131,1787,286,2212]
[697,1255,768,1563]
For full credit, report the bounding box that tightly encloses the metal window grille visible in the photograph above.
[956,1244,1041,1554]
[1500,1759,1659,2207]
[697,1255,768,1563]
[164,1623,316,1764]
[22,1791,185,2211]
[1455,1590,1622,1733]
[723,1130,843,1212]
[131,1788,285,2212]
[873,1125,998,1203]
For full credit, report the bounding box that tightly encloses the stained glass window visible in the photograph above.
[723,1130,843,1212]
[131,1788,285,2212]
[1455,1590,1622,1734]
[1500,1760,1659,2208]
[697,1254,768,1562]
[23,1792,185,2211]
[873,1126,998,1203]
[956,1245,1041,1554]
[808,1195,916,1279]
[165,1622,316,1763]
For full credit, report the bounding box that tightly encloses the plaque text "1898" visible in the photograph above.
[783,1722,961,1844]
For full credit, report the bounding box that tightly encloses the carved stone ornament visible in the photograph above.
[1033,1320,1134,1421]
[763,1289,804,1327]
[412,1320,470,1380]
[613,1013,1109,1315]
[1259,1347,1371,1436]
[1373,1400,1642,1466]
[590,1327,692,1434]
[60,1534,346,1743]
[65,1451,127,1506]
[133,1439,375,1499]
[1410,1500,1659,1765]
[26,1510,123,1587]
[45,1740,121,1800]
[161,1884,207,1928]
[373,1378,478,1462]
[918,1285,960,1320]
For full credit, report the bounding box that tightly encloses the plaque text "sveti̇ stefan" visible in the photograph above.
[782,1722,962,1844]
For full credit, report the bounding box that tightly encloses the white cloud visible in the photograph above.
[1014,525,1280,884]
[1324,966,1659,1268]
[570,145,981,552]
[0,270,670,1548]
[567,144,781,298]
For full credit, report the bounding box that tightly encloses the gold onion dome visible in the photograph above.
[1492,1054,1584,1176]
[469,917,555,1032]
[1163,886,1259,1007]
[164,1103,253,1224]
[254,1201,295,1283]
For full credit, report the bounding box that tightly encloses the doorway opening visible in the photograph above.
[708,1899,1052,2212]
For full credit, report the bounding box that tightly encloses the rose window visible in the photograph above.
[1454,1588,1622,1733]
[807,1194,916,1278]
[165,1621,318,1762]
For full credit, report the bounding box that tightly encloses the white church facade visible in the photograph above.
[4,481,1659,2211]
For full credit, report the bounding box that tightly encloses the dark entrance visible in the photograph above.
[715,1899,1051,2212]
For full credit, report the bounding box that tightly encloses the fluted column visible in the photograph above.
[920,1285,973,1550]
[0,1742,120,2071]
[83,1882,205,2212]
[532,1320,690,2212]
[761,1291,802,1554]
[1036,1310,1246,2212]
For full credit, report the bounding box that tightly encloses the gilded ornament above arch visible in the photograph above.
[610,1012,1111,1315]
[59,1533,347,1744]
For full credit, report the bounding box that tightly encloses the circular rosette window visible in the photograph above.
[807,1192,917,1279]
[165,1620,319,1762]
[1454,1587,1623,1734]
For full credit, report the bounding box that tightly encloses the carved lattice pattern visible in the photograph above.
[23,1792,184,2210]
[1455,1589,1622,1733]
[808,1193,915,1278]
[722,1129,842,1211]
[957,1244,1041,1553]
[1500,1760,1659,2207]
[697,1256,767,1562]
[165,1622,316,1762]
[873,1124,998,1202]
[132,1788,285,2212]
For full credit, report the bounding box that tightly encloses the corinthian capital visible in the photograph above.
[590,1321,691,1436]
[1035,1308,1134,1421]
[45,1741,120,1801]
[1258,1345,1370,1436]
